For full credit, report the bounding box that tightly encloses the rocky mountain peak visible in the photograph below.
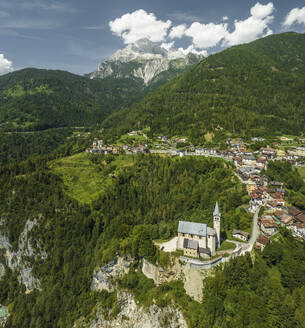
[131,38,167,56]
[90,38,205,85]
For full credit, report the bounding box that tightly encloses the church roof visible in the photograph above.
[213,201,220,216]
[178,221,207,237]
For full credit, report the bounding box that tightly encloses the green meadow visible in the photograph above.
[49,153,134,204]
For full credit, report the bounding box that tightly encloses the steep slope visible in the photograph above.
[90,38,204,87]
[102,32,305,140]
[0,68,142,131]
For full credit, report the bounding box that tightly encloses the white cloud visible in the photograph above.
[109,9,172,44]
[108,3,275,54]
[169,24,186,39]
[184,22,228,49]
[0,53,13,75]
[160,41,175,51]
[283,7,305,27]
[250,2,274,19]
[224,2,274,46]
[178,45,207,57]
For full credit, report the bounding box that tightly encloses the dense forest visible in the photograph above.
[0,68,143,131]
[0,150,251,327]
[102,32,305,142]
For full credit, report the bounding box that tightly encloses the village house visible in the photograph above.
[255,235,270,251]
[256,157,267,170]
[296,147,305,157]
[269,181,284,188]
[249,190,264,212]
[260,216,278,235]
[272,210,284,222]
[261,147,277,159]
[267,201,284,211]
[296,213,305,224]
[232,229,249,242]
[246,182,257,194]
[280,214,294,226]
[252,137,265,142]
[288,206,302,218]
[242,154,256,166]
[177,202,221,258]
[195,148,205,155]
[288,223,305,239]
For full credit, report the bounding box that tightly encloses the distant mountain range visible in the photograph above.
[89,38,204,88]
[102,32,305,140]
[0,39,203,131]
[1,32,305,138]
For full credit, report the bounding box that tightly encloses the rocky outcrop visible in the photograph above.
[0,218,46,293]
[0,305,9,327]
[90,38,204,86]
[0,263,5,280]
[86,292,187,328]
[142,258,207,302]
[91,257,132,293]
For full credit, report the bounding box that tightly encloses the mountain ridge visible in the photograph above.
[0,68,142,131]
[90,38,204,85]
[101,32,305,140]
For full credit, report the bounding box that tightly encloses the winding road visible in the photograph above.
[240,207,260,254]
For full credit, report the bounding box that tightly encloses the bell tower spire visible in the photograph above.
[213,201,221,248]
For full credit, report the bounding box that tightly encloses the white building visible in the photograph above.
[177,202,221,257]
[232,229,249,242]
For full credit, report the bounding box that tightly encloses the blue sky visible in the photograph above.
[0,0,305,75]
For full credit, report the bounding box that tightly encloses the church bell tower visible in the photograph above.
[213,201,221,248]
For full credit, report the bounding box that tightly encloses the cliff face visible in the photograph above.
[89,291,187,328]
[0,218,46,293]
[90,38,203,86]
[91,257,132,293]
[142,258,205,302]
[74,257,187,328]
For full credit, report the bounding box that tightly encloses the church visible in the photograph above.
[177,202,221,258]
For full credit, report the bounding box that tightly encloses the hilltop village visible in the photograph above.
[86,132,305,258]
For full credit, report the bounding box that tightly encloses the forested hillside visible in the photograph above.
[102,32,305,141]
[0,153,250,327]
[1,150,304,327]
[0,68,143,131]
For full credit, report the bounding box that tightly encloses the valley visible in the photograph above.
[1,31,305,328]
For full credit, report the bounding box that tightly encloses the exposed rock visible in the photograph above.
[182,264,203,302]
[90,38,204,85]
[91,257,132,293]
[0,218,46,293]
[0,263,4,280]
[89,292,187,328]
[0,305,9,327]
[142,258,210,302]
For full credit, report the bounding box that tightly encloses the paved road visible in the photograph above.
[242,207,260,253]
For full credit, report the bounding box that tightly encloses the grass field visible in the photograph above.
[217,240,236,251]
[49,153,134,204]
